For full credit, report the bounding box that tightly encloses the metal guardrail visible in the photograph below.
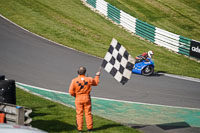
[0,102,32,125]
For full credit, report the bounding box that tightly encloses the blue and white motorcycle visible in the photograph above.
[132,58,154,76]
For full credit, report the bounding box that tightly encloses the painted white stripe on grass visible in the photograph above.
[16,82,200,110]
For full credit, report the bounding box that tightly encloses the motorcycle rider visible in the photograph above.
[135,51,154,63]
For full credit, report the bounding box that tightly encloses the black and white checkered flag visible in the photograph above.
[101,38,135,85]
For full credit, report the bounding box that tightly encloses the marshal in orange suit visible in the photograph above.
[69,66,100,132]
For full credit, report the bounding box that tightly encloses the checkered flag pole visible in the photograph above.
[101,38,135,85]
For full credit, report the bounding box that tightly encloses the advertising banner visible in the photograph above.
[190,40,200,59]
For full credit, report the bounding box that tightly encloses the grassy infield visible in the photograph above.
[17,88,139,133]
[0,0,200,132]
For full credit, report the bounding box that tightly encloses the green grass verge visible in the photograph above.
[16,88,141,133]
[105,0,200,41]
[0,0,199,78]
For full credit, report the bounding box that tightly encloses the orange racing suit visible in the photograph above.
[69,74,100,131]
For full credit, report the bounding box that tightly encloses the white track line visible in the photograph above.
[160,73,200,83]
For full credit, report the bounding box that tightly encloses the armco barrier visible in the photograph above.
[136,19,155,43]
[96,0,107,16]
[155,28,180,52]
[0,102,32,125]
[179,36,192,56]
[82,0,200,60]
[86,0,96,8]
[107,3,120,24]
[120,11,136,33]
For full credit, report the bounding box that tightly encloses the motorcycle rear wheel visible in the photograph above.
[142,65,154,76]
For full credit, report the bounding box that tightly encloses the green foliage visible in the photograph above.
[0,0,199,78]
[16,88,140,133]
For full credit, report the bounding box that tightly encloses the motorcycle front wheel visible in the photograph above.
[142,65,154,76]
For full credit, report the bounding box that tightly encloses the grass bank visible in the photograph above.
[105,0,200,41]
[16,88,141,133]
[0,0,199,78]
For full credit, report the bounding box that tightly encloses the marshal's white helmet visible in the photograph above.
[148,51,154,58]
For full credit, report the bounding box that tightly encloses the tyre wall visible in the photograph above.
[0,75,16,104]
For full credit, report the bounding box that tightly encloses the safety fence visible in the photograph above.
[83,0,200,60]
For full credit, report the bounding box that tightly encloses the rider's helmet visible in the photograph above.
[148,51,154,58]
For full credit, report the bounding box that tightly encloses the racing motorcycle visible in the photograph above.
[132,58,154,76]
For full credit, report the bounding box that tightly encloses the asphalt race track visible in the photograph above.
[0,16,200,109]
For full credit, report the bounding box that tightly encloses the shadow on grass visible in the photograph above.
[157,122,191,130]
[93,124,123,131]
[31,105,57,110]
[128,122,191,131]
[30,105,57,117]
[31,120,76,132]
